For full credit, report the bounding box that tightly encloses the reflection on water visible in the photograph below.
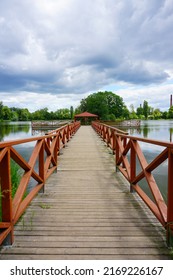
[0,121,35,191]
[170,128,173,142]
[120,119,173,142]
[0,120,173,201]
[0,121,31,142]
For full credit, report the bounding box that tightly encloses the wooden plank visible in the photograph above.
[13,235,165,242]
[0,247,169,255]
[0,254,170,260]
[13,241,166,248]
[15,220,161,227]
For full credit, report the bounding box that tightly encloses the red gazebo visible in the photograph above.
[74,111,98,124]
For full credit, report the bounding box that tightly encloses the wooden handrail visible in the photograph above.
[0,121,81,246]
[92,121,173,247]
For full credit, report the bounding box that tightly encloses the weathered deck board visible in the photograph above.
[0,126,171,260]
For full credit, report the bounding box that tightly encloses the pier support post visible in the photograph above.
[167,148,173,248]
[166,226,173,248]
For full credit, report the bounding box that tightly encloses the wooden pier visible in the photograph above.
[0,126,171,259]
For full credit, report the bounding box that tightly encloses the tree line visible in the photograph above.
[0,102,74,121]
[75,91,173,120]
[0,91,173,121]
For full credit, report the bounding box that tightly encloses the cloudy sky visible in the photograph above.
[0,0,173,112]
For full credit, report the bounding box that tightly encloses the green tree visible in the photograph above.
[152,108,162,120]
[143,100,149,119]
[122,107,130,119]
[70,106,74,119]
[79,91,127,120]
[168,106,173,119]
[136,105,143,118]
[49,111,56,120]
[2,106,12,120]
[162,111,168,119]
[0,101,3,119]
[31,107,49,120]
[11,111,19,121]
[129,104,138,119]
[54,109,70,119]
[10,107,31,121]
[20,108,30,121]
[80,92,108,119]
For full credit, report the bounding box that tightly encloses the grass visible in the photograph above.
[10,160,22,198]
[0,160,22,221]
[21,211,35,231]
[38,203,51,209]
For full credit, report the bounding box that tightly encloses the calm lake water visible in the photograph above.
[0,121,33,163]
[122,119,173,142]
[0,120,172,201]
[119,120,173,202]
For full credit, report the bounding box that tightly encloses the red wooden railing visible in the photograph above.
[92,121,173,247]
[0,121,80,246]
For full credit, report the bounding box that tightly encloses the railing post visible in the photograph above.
[0,148,13,245]
[61,128,66,147]
[100,125,102,137]
[115,134,119,172]
[167,148,173,247]
[106,128,109,146]
[130,140,136,193]
[103,126,106,141]
[39,141,45,193]
[112,130,116,154]
[69,124,72,138]
[67,125,70,141]
[55,131,60,155]
[71,123,75,135]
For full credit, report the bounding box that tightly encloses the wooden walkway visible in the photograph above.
[0,126,171,259]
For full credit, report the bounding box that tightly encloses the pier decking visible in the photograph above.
[0,126,171,259]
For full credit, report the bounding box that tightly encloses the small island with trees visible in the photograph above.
[0,91,173,122]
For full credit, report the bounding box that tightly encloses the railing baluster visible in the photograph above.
[130,140,136,193]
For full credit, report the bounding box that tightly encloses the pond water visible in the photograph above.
[0,122,37,191]
[0,120,172,201]
[118,120,173,202]
[0,121,32,142]
[122,119,173,142]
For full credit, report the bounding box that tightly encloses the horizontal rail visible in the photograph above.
[0,123,77,148]
[0,121,81,246]
[92,121,173,247]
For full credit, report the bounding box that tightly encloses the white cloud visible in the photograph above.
[0,0,173,112]
[116,83,173,111]
[1,91,85,112]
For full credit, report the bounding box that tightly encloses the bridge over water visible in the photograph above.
[0,122,172,259]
